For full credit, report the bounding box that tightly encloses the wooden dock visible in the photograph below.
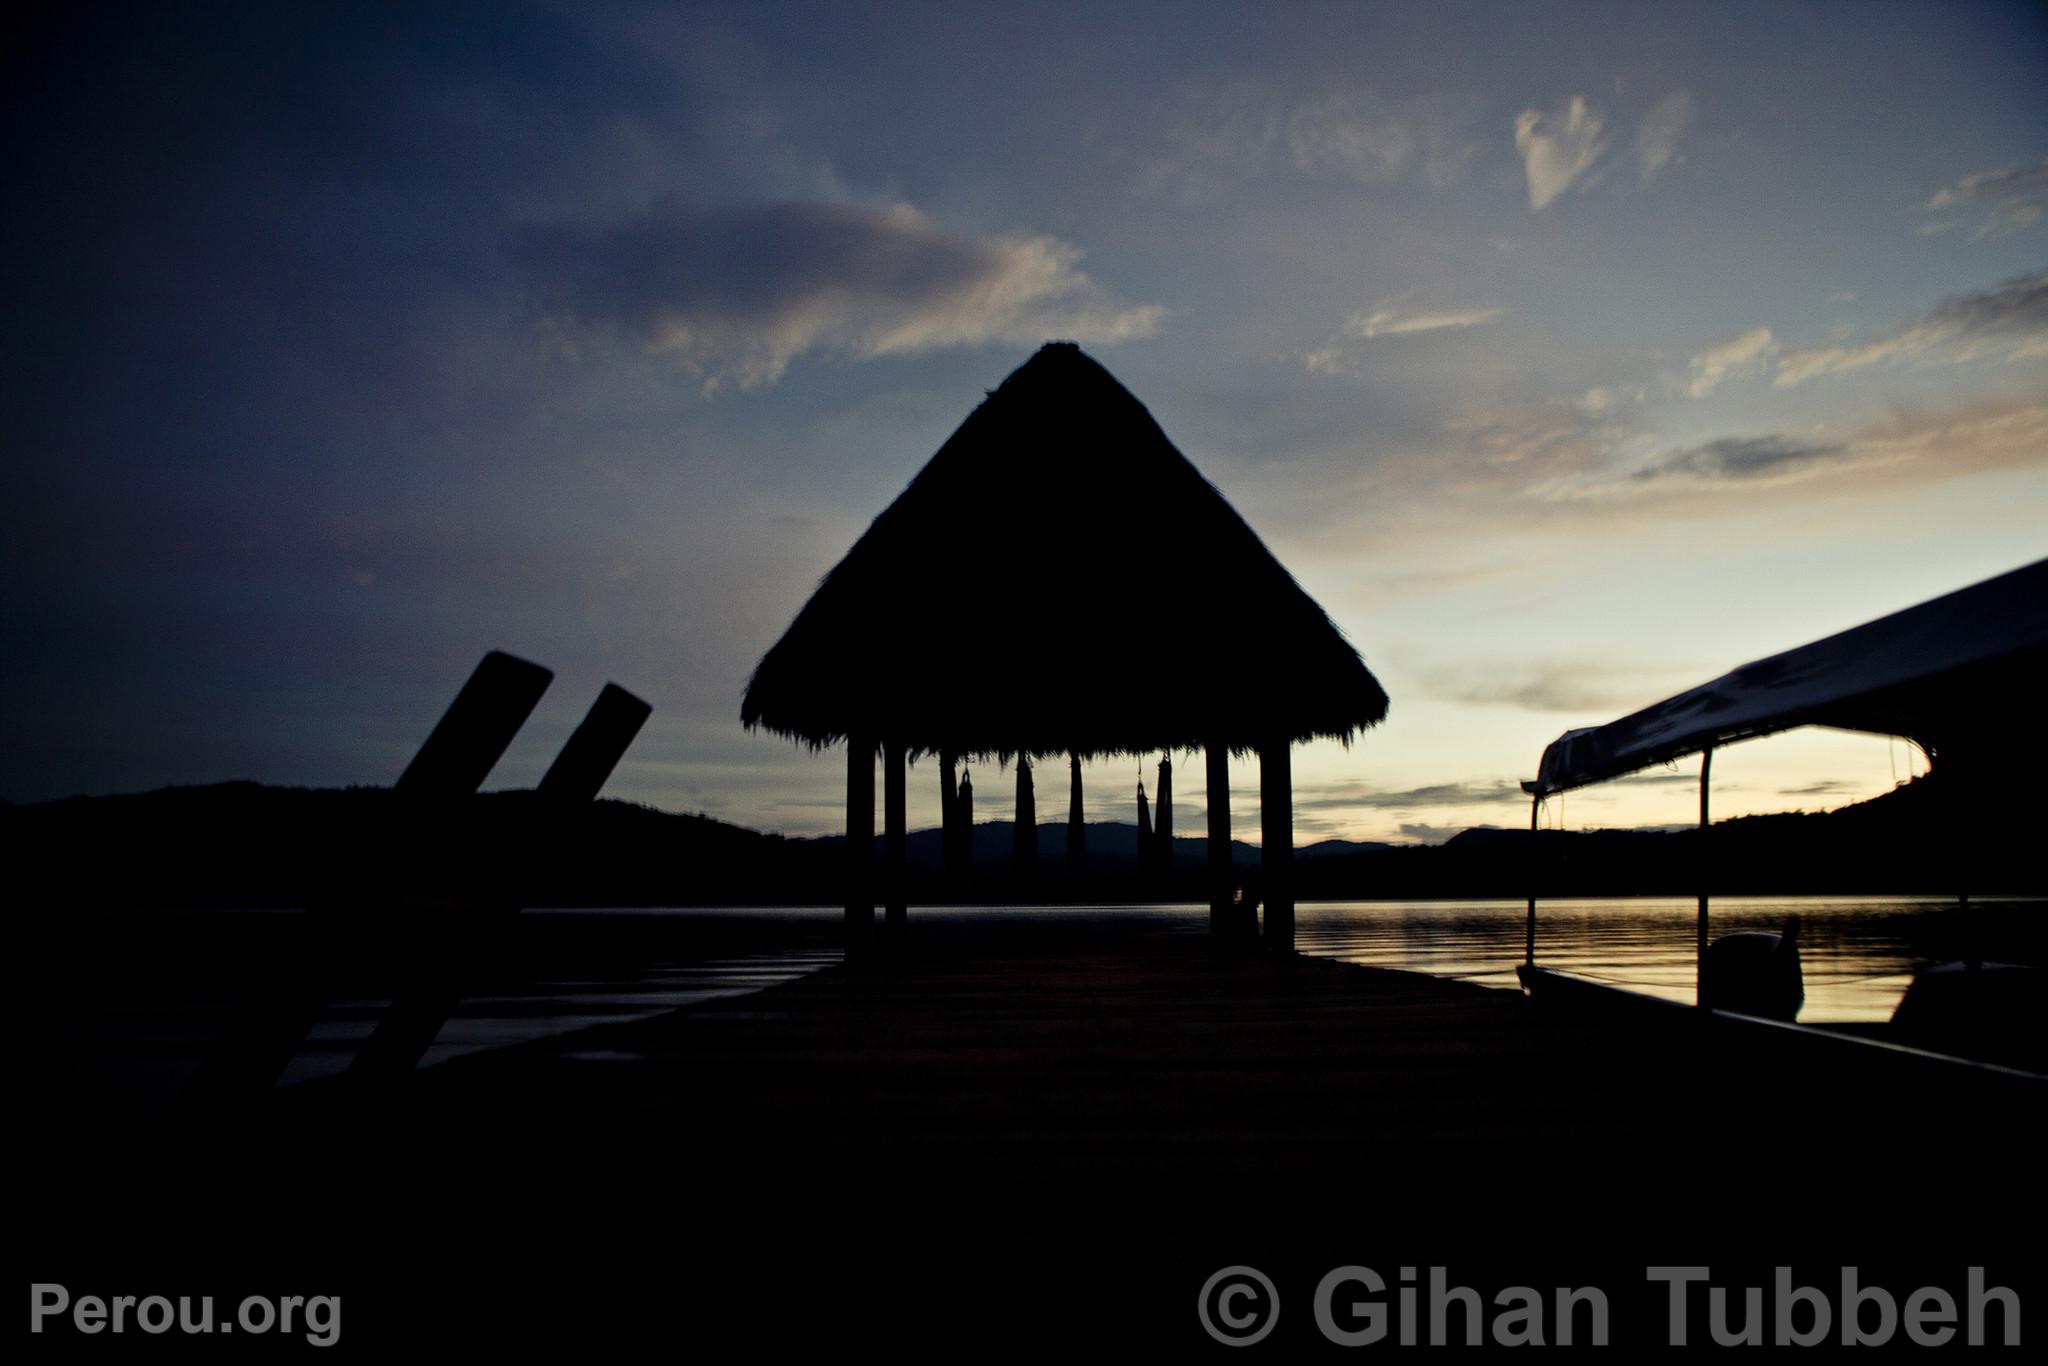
[26,922,2042,1353]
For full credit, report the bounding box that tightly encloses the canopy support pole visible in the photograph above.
[1696,746,1713,1008]
[1207,744,1231,936]
[1260,739,1294,953]
[846,734,875,941]
[884,738,907,933]
[1525,792,1541,967]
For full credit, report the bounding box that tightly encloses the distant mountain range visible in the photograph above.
[3,772,2034,909]
[794,821,1393,872]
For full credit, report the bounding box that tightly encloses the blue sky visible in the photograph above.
[5,1,2045,842]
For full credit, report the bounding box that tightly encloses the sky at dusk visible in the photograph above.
[5,1,2045,845]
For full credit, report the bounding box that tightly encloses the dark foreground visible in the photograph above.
[20,921,2042,1356]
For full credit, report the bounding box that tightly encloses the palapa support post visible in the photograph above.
[884,738,907,933]
[1155,755,1173,875]
[1013,755,1037,874]
[1696,746,1713,1008]
[846,733,876,940]
[940,749,961,876]
[1067,753,1086,873]
[957,767,974,871]
[1207,744,1231,936]
[1260,738,1294,953]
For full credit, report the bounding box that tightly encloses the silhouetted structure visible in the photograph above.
[185,653,651,1101]
[1523,554,2048,1014]
[741,343,1389,949]
[538,683,652,804]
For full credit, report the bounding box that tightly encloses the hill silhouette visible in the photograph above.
[5,770,2034,908]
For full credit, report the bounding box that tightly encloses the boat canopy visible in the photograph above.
[1527,557,2048,797]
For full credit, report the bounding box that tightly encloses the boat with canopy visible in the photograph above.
[1519,555,2048,1074]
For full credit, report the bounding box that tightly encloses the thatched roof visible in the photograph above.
[741,342,1389,757]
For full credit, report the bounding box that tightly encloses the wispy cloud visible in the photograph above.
[1780,779,1859,799]
[1514,96,1607,210]
[1132,83,1483,201]
[1543,394,2048,503]
[1686,326,1776,397]
[1918,158,2048,239]
[1425,660,1670,714]
[1628,434,1848,487]
[515,201,1163,392]
[1774,270,2048,387]
[1348,301,1506,338]
[1296,778,1527,812]
[1303,298,1505,374]
[1633,92,1695,182]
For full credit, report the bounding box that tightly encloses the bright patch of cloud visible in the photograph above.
[1348,301,1506,338]
[515,201,1164,392]
[1633,92,1694,181]
[1774,270,2048,387]
[1686,326,1777,397]
[1514,96,1607,210]
[1918,158,2048,239]
[1303,299,1505,373]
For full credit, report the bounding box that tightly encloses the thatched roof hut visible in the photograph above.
[741,343,1387,757]
[742,342,1389,947]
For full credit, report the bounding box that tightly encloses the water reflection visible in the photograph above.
[1296,895,2045,1022]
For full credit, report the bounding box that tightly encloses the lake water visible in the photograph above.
[29,896,2041,1117]
[1294,894,2044,1022]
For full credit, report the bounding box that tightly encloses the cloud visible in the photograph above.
[1774,270,2048,387]
[1633,92,1694,182]
[1514,96,1607,210]
[1546,394,2048,503]
[1347,301,1506,338]
[1303,298,1505,374]
[1426,661,1662,714]
[1396,823,1466,845]
[1296,779,1527,811]
[1780,780,1859,799]
[1686,326,1777,397]
[515,200,1164,391]
[1628,435,1848,487]
[1919,158,2048,239]
[1286,93,1416,182]
[1133,84,1484,201]
[1446,399,1631,485]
